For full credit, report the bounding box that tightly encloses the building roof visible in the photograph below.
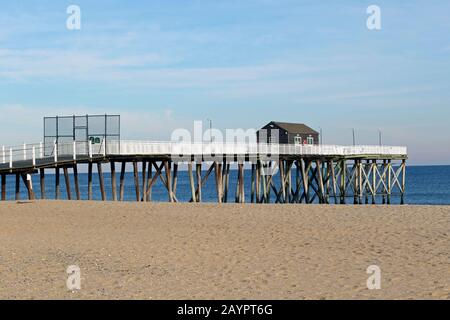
[268,121,319,135]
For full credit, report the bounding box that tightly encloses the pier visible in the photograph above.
[0,141,407,204]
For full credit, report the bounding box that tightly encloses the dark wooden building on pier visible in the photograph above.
[257,121,319,145]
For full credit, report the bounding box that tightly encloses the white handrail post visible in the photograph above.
[32,147,36,166]
[102,139,106,157]
[73,141,77,160]
[2,145,5,164]
[39,142,43,158]
[88,140,92,159]
[9,148,12,168]
[54,140,58,163]
[23,143,26,160]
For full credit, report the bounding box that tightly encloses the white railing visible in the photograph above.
[0,140,105,169]
[0,140,407,169]
[106,141,407,157]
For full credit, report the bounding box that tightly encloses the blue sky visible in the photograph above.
[0,0,449,164]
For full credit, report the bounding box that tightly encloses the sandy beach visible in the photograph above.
[0,201,449,300]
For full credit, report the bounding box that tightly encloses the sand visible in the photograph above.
[0,201,449,300]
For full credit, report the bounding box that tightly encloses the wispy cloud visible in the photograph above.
[0,49,168,80]
[295,86,438,103]
[0,47,323,90]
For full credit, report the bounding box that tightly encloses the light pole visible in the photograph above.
[206,118,212,143]
[378,130,382,146]
[319,127,323,145]
[352,128,356,146]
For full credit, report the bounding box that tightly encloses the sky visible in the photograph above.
[0,0,449,165]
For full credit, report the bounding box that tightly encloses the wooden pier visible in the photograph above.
[0,141,407,204]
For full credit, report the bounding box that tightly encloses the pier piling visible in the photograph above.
[119,161,126,201]
[110,162,117,201]
[15,174,20,200]
[97,162,106,201]
[63,167,72,200]
[88,162,93,200]
[1,173,6,201]
[73,164,80,200]
[55,167,60,200]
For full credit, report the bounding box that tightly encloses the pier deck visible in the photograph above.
[0,141,407,204]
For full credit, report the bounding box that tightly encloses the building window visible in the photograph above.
[294,136,302,145]
[307,136,314,145]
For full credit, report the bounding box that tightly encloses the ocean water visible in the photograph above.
[404,166,450,205]
[2,166,450,205]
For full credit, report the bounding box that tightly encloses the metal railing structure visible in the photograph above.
[43,114,120,151]
[0,140,105,169]
[109,141,407,157]
[0,140,407,170]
